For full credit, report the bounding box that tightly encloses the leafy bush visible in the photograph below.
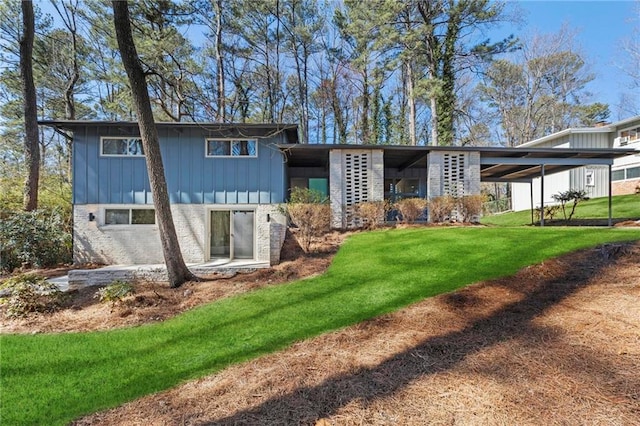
[427,196,456,223]
[95,281,135,306]
[355,201,388,229]
[288,187,327,204]
[395,198,428,223]
[552,189,589,220]
[458,195,485,222]
[0,209,72,272]
[0,273,65,317]
[286,188,331,253]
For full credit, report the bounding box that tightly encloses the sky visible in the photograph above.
[501,0,638,121]
[35,0,639,122]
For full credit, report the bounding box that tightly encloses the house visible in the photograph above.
[40,121,298,268]
[511,116,640,211]
[40,120,637,271]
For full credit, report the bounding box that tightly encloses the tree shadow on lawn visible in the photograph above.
[208,243,638,425]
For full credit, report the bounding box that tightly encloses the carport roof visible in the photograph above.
[277,144,638,183]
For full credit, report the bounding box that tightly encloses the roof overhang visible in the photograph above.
[38,120,300,143]
[278,144,638,183]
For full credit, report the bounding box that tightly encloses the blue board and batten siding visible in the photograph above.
[72,125,288,205]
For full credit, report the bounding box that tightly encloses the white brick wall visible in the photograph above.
[74,204,286,266]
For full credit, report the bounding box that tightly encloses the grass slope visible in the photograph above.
[2,228,640,425]
[482,194,640,227]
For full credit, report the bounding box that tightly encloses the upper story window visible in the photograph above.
[206,139,257,157]
[617,126,640,146]
[101,137,144,156]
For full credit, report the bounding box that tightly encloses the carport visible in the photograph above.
[279,144,637,226]
[476,147,638,226]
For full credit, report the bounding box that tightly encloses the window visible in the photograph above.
[105,208,155,225]
[620,126,640,144]
[101,137,144,156]
[585,169,595,187]
[627,166,640,180]
[206,139,257,157]
[612,169,625,181]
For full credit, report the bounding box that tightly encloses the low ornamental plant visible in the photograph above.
[95,280,135,306]
[552,189,589,220]
[427,196,456,223]
[458,195,485,223]
[355,200,388,229]
[395,198,428,223]
[0,273,65,318]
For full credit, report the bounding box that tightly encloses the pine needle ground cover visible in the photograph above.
[2,227,640,425]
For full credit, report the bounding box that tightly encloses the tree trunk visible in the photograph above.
[430,94,439,146]
[112,1,196,287]
[213,0,225,122]
[406,61,417,146]
[20,0,40,212]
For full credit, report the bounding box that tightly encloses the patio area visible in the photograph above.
[57,259,270,290]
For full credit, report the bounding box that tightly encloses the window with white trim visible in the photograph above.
[612,166,640,181]
[101,137,144,156]
[206,139,257,157]
[105,208,155,225]
[585,169,595,187]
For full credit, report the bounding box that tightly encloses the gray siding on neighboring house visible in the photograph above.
[568,132,610,149]
[72,125,288,205]
[533,134,571,148]
[569,165,609,198]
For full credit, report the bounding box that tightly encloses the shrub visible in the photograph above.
[289,187,327,204]
[535,205,561,221]
[286,188,331,253]
[395,198,428,223]
[355,201,388,229]
[427,196,456,223]
[95,280,135,306]
[458,195,485,222]
[0,273,65,317]
[552,189,589,220]
[0,209,72,272]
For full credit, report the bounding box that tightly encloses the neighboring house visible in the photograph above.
[41,120,636,268]
[512,116,640,211]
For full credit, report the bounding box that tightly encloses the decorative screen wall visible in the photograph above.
[329,149,384,229]
[443,153,466,197]
[344,152,370,227]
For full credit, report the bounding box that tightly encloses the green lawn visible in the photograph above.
[2,227,640,425]
[482,194,640,227]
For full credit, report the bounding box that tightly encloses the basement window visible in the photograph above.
[105,208,155,225]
